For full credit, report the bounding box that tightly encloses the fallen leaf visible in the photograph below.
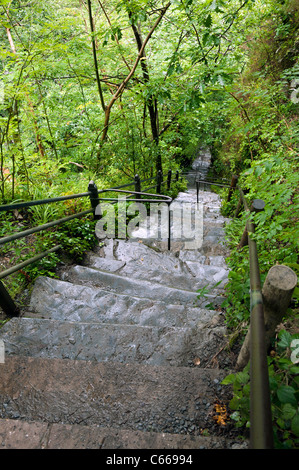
[13,209,23,220]
[193,357,201,366]
[213,402,228,426]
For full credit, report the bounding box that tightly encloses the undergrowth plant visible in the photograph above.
[222,330,299,448]
[220,155,299,448]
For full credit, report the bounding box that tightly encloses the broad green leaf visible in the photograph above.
[281,403,296,420]
[291,414,299,437]
[277,386,298,408]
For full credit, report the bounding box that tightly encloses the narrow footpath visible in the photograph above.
[0,154,248,449]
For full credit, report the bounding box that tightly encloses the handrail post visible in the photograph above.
[134,174,141,194]
[88,180,100,220]
[167,200,171,251]
[156,170,162,194]
[0,281,20,317]
[227,175,238,202]
[196,180,199,204]
[175,170,179,182]
[167,169,172,191]
[238,199,265,249]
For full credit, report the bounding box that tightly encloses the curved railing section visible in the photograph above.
[0,170,176,318]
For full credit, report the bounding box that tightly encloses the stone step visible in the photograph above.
[62,265,225,307]
[28,276,216,328]
[0,315,226,367]
[84,252,229,292]
[133,238,229,257]
[101,238,228,268]
[0,356,235,442]
[0,418,241,449]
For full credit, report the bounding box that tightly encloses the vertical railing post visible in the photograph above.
[175,170,179,182]
[88,180,100,220]
[134,174,141,194]
[167,169,172,191]
[0,280,20,317]
[156,170,162,194]
[227,175,238,202]
[167,201,171,251]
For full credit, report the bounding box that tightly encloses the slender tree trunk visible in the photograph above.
[87,0,106,113]
[129,18,162,173]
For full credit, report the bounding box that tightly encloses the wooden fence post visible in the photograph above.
[234,196,242,218]
[227,175,238,202]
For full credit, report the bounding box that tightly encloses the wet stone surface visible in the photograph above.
[0,154,248,448]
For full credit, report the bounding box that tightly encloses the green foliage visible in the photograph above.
[51,217,97,261]
[221,152,299,331]
[221,366,250,430]
[222,330,299,448]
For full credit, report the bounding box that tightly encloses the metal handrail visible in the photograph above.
[237,187,274,449]
[0,169,178,317]
[0,192,91,212]
[0,209,93,246]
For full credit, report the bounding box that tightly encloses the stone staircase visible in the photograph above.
[0,174,247,449]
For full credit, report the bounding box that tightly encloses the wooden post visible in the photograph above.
[234,196,242,218]
[227,175,238,202]
[236,265,298,370]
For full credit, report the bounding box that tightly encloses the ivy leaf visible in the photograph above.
[291,413,299,437]
[281,403,296,420]
[221,373,236,385]
[277,329,292,350]
[277,385,298,408]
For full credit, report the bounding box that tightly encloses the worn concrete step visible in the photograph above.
[100,239,228,268]
[100,237,228,268]
[127,219,228,251]
[62,265,225,307]
[179,251,227,268]
[28,277,216,328]
[0,315,226,367]
[0,418,243,449]
[0,356,235,442]
[84,252,229,292]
